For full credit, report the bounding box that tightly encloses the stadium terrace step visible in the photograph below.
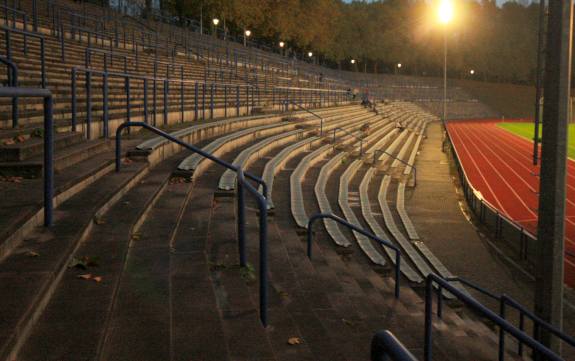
[0,138,112,178]
[0,131,83,162]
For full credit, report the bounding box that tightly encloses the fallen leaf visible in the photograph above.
[26,251,40,257]
[15,135,26,143]
[131,233,141,241]
[77,274,92,280]
[92,276,102,283]
[3,138,15,145]
[123,158,133,164]
[94,217,106,225]
[287,337,302,345]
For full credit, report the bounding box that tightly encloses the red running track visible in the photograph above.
[447,120,575,287]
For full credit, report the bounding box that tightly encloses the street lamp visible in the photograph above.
[438,0,453,125]
[212,18,219,38]
[244,29,251,47]
[279,41,285,56]
[351,59,356,64]
[470,69,475,75]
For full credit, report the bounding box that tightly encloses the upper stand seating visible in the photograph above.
[0,1,565,360]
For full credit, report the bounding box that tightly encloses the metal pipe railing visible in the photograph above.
[371,330,418,361]
[424,274,562,361]
[115,122,269,326]
[283,100,324,135]
[0,87,53,226]
[2,25,45,88]
[307,213,401,299]
[0,56,18,127]
[332,127,364,156]
[373,148,417,187]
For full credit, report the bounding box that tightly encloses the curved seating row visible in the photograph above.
[359,168,423,282]
[338,159,387,266]
[378,175,436,278]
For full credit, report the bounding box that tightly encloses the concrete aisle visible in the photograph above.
[406,121,575,355]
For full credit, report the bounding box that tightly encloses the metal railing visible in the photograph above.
[435,276,575,359]
[373,149,417,187]
[2,25,46,89]
[283,100,325,135]
[114,121,269,327]
[424,273,562,361]
[332,127,364,155]
[0,56,18,127]
[371,330,418,361]
[444,128,538,273]
[0,87,54,226]
[307,213,401,299]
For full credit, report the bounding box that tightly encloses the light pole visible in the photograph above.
[212,18,219,39]
[438,0,453,125]
[279,41,285,56]
[351,59,356,72]
[308,51,314,64]
[244,29,251,47]
[396,63,402,74]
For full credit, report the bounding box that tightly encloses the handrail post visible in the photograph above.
[499,299,506,361]
[86,70,92,139]
[163,79,168,125]
[103,71,109,138]
[424,277,434,361]
[44,95,54,227]
[71,67,76,131]
[237,179,247,267]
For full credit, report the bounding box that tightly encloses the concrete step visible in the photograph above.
[0,158,148,361]
[0,138,111,178]
[0,131,83,161]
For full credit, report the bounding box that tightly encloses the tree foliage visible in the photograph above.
[166,0,544,84]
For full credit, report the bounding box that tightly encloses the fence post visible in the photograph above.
[71,68,76,131]
[44,95,53,227]
[164,79,169,125]
[194,82,198,120]
[210,83,214,119]
[103,71,109,138]
[236,85,240,116]
[144,78,148,124]
[86,71,92,139]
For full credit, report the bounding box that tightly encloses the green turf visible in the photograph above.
[497,122,575,159]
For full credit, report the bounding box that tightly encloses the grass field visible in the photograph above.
[497,122,575,159]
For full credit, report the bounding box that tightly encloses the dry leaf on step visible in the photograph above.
[77,274,92,280]
[287,337,302,345]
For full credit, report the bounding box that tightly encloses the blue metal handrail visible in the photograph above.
[0,87,53,226]
[307,213,401,299]
[371,330,418,361]
[373,148,417,187]
[236,169,269,327]
[424,273,562,361]
[2,25,46,89]
[332,127,364,156]
[283,100,324,135]
[437,276,575,358]
[0,56,18,127]
[115,122,269,327]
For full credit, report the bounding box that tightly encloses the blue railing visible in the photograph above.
[436,276,575,359]
[2,25,46,89]
[0,87,54,226]
[282,100,325,135]
[114,121,269,327]
[371,330,418,361]
[332,127,364,156]
[424,273,562,361]
[0,56,18,127]
[373,148,417,187]
[307,213,401,299]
